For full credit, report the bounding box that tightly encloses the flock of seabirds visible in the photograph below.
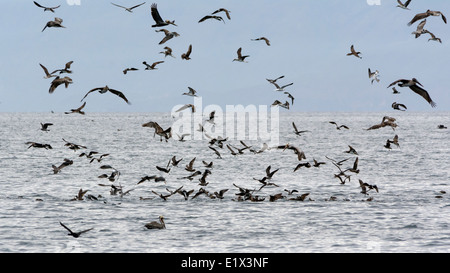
[26,1,447,235]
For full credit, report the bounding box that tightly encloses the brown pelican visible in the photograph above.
[34,1,60,12]
[233,47,249,62]
[366,116,398,131]
[212,8,231,20]
[150,3,169,27]
[59,222,93,238]
[51,61,73,74]
[347,45,362,59]
[175,104,195,113]
[411,19,427,38]
[42,17,65,32]
[143,60,164,70]
[292,122,309,136]
[156,29,180,44]
[387,78,436,107]
[81,85,130,104]
[251,37,270,46]
[39,63,56,79]
[111,2,146,12]
[269,193,285,202]
[145,216,166,229]
[40,122,53,132]
[49,76,72,93]
[329,121,349,130]
[198,15,225,24]
[368,68,380,84]
[159,46,175,58]
[425,30,442,43]
[181,44,192,60]
[408,10,447,26]
[392,102,407,111]
[123,67,139,74]
[397,0,412,10]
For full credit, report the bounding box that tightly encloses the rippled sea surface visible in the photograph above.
[0,112,449,253]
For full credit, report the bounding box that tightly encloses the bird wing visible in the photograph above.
[236,47,242,58]
[404,0,411,7]
[111,3,128,9]
[65,61,74,70]
[281,83,294,89]
[130,2,146,10]
[198,15,211,23]
[409,85,436,107]
[108,88,131,104]
[151,61,164,68]
[151,3,165,24]
[387,79,407,88]
[34,1,46,8]
[39,63,52,76]
[185,44,192,56]
[408,12,427,26]
[159,34,172,45]
[78,228,94,235]
[417,19,427,31]
[59,222,73,234]
[176,104,190,112]
[76,101,86,111]
[80,87,102,102]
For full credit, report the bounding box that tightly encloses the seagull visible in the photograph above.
[123,67,139,74]
[143,60,164,70]
[156,29,180,44]
[40,122,53,132]
[359,180,378,195]
[344,145,358,155]
[408,10,447,26]
[145,216,166,229]
[284,92,295,105]
[33,1,60,12]
[233,47,249,62]
[185,157,196,172]
[198,15,225,24]
[59,222,93,238]
[176,133,190,142]
[212,8,231,20]
[49,76,73,93]
[159,46,175,58]
[52,158,74,174]
[347,45,362,59]
[266,75,284,84]
[392,102,407,111]
[175,104,195,113]
[411,19,427,38]
[51,61,73,75]
[71,188,89,201]
[26,142,52,149]
[425,30,442,43]
[368,68,380,84]
[387,78,436,107]
[271,82,294,91]
[209,146,222,159]
[388,134,400,147]
[345,157,360,174]
[251,37,270,46]
[39,63,57,79]
[329,121,349,130]
[181,44,192,60]
[42,17,65,32]
[142,121,171,141]
[271,100,289,109]
[182,87,198,97]
[111,2,146,12]
[396,0,412,10]
[81,85,130,104]
[292,122,309,136]
[150,3,169,27]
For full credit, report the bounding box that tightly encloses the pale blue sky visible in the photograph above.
[0,0,449,112]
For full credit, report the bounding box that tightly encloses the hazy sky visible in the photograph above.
[1,0,449,112]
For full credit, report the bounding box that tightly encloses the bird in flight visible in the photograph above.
[392,102,407,111]
[181,44,192,60]
[368,68,380,84]
[408,10,447,26]
[159,46,175,58]
[42,17,65,32]
[387,78,436,107]
[65,102,86,115]
[396,0,412,10]
[329,121,349,130]
[175,104,195,113]
[292,122,309,136]
[182,87,198,97]
[123,67,138,74]
[33,1,60,13]
[271,82,293,92]
[59,222,93,238]
[81,86,131,104]
[39,63,56,79]
[111,2,146,12]
[251,37,271,46]
[40,122,53,132]
[143,60,164,70]
[347,45,362,59]
[49,76,73,93]
[198,15,225,24]
[411,19,427,38]
[233,47,249,62]
[51,61,73,75]
[156,28,180,44]
[424,30,442,43]
[212,8,231,20]
[150,3,173,27]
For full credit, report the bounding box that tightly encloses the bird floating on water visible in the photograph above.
[387,78,436,107]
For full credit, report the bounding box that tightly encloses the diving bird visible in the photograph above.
[34,1,60,12]
[198,15,225,24]
[368,68,380,84]
[392,102,407,111]
[111,2,146,12]
[143,60,164,70]
[182,87,198,97]
[387,78,436,107]
[156,28,180,44]
[347,45,362,59]
[233,47,249,62]
[42,17,65,32]
[150,3,169,27]
[39,63,56,79]
[396,0,412,10]
[59,222,93,238]
[212,8,231,20]
[181,44,192,60]
[251,37,271,46]
[145,216,166,229]
[408,10,447,26]
[49,76,73,93]
[81,86,130,104]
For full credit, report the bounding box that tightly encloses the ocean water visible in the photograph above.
[0,111,449,253]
